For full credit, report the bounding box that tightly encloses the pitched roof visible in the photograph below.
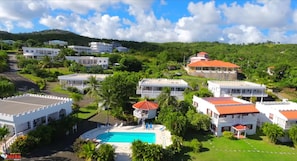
[132,100,159,110]
[188,60,239,68]
[215,104,259,115]
[233,124,247,130]
[280,110,297,120]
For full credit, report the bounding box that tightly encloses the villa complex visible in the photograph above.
[65,56,109,69]
[58,73,110,92]
[136,78,189,100]
[186,51,240,80]
[22,47,60,59]
[256,100,297,142]
[67,45,92,54]
[207,80,267,98]
[89,42,113,53]
[0,94,72,152]
[193,96,259,138]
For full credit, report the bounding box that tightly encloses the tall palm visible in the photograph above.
[157,87,178,108]
[78,141,97,161]
[86,76,100,103]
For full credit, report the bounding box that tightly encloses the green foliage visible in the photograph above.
[0,51,9,72]
[163,111,187,136]
[78,141,97,161]
[186,109,211,131]
[288,125,297,147]
[96,144,115,161]
[117,56,142,72]
[167,135,183,154]
[262,122,284,143]
[36,79,46,90]
[157,87,178,108]
[0,77,16,98]
[222,131,236,140]
[0,126,9,141]
[131,140,164,161]
[72,138,86,154]
[190,138,203,153]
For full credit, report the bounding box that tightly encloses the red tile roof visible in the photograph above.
[188,60,239,68]
[132,100,159,110]
[233,124,247,130]
[280,110,297,120]
[216,104,259,115]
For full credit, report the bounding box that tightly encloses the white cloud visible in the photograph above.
[223,25,264,44]
[39,15,69,29]
[17,21,34,29]
[220,0,292,28]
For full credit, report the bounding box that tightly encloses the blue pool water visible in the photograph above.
[97,132,156,143]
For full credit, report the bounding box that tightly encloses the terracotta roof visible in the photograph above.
[280,110,297,120]
[188,60,239,68]
[197,52,208,56]
[216,104,259,115]
[203,97,240,105]
[132,100,159,110]
[233,124,247,130]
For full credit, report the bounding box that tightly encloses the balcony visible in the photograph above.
[136,89,184,99]
[213,115,257,126]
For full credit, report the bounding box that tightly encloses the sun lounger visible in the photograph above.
[114,123,118,127]
[149,123,153,130]
[118,122,123,127]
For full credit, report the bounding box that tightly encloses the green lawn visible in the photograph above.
[180,133,297,161]
[48,67,73,75]
[77,104,98,119]
[18,73,43,83]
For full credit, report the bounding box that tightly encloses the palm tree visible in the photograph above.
[86,76,100,102]
[70,93,83,115]
[157,87,178,108]
[78,141,97,161]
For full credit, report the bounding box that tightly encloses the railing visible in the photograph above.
[214,115,257,125]
[0,134,17,153]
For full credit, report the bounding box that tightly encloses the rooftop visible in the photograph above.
[0,94,71,115]
[257,100,297,111]
[188,60,239,68]
[139,78,188,87]
[58,73,110,81]
[133,100,159,110]
[280,110,297,120]
[203,97,240,105]
[216,104,259,115]
[208,80,266,88]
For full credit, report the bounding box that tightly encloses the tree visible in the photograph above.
[157,87,178,108]
[86,76,100,101]
[0,78,16,98]
[262,123,284,143]
[40,55,52,69]
[0,126,9,141]
[70,93,83,114]
[186,109,211,131]
[78,141,97,161]
[96,144,115,161]
[163,111,187,136]
[118,56,142,72]
[288,125,297,147]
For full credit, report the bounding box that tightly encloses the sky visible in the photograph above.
[1,0,297,44]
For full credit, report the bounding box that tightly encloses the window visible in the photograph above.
[269,113,274,120]
[246,124,253,129]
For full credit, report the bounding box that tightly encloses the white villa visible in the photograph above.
[132,100,159,121]
[256,100,297,142]
[65,56,109,69]
[193,96,259,138]
[47,40,68,46]
[68,45,92,54]
[136,78,189,100]
[89,42,113,53]
[189,51,210,63]
[0,94,72,152]
[207,80,268,99]
[58,73,110,92]
[22,47,60,59]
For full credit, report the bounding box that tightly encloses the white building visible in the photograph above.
[89,42,113,53]
[132,100,159,120]
[193,96,259,138]
[189,51,209,63]
[256,100,297,142]
[116,46,129,52]
[207,80,267,98]
[68,45,92,54]
[58,73,110,92]
[136,78,189,100]
[22,47,60,59]
[65,56,109,69]
[0,94,72,152]
[47,40,68,46]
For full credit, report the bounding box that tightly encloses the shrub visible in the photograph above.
[96,144,115,161]
[67,86,80,93]
[223,131,236,140]
[190,139,203,153]
[72,138,86,154]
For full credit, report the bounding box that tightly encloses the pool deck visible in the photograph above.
[80,124,172,160]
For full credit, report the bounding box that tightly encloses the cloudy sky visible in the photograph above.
[1,0,297,44]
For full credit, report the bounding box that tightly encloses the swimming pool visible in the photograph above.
[97,132,156,143]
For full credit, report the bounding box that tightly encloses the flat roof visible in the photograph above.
[139,78,188,87]
[208,80,266,88]
[0,94,70,115]
[58,73,110,81]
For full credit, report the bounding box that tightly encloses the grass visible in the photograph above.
[18,73,43,82]
[48,67,73,75]
[77,104,98,119]
[178,131,297,161]
[50,83,73,96]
